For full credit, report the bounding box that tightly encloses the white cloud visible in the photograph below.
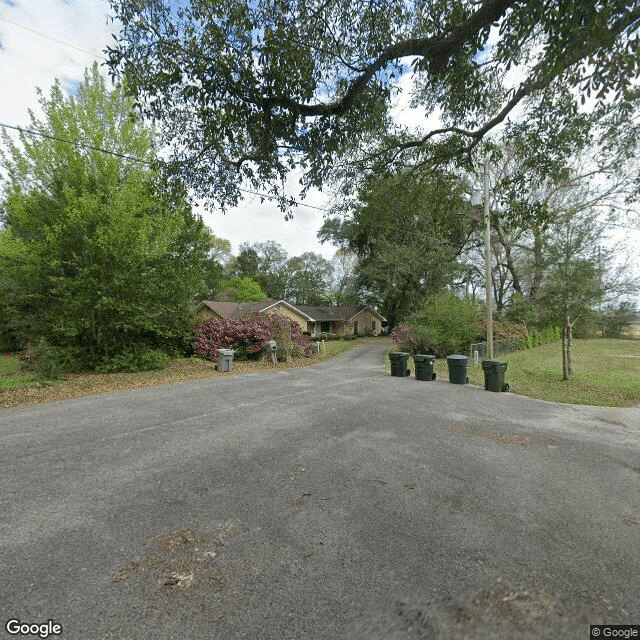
[0,0,343,260]
[0,0,113,124]
[198,169,336,260]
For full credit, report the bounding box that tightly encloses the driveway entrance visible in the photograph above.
[1,341,639,638]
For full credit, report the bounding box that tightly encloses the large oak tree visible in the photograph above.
[107,0,640,209]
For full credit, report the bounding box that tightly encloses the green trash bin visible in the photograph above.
[446,354,469,384]
[413,354,436,381]
[389,352,410,377]
[481,360,510,392]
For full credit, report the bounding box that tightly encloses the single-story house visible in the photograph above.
[195,299,313,332]
[195,300,386,337]
[294,305,386,337]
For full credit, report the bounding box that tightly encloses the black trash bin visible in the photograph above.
[413,354,437,381]
[481,360,509,392]
[389,352,410,377]
[446,354,469,384]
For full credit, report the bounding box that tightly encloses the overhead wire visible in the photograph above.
[0,121,334,214]
[0,15,104,59]
[0,122,153,164]
[1,18,638,235]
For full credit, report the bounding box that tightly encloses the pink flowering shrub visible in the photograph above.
[390,324,414,353]
[193,313,312,361]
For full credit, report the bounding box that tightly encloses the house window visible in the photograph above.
[320,321,330,333]
[371,320,376,332]
[354,321,359,334]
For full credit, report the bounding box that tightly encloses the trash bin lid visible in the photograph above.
[482,359,507,367]
[446,354,468,361]
[413,354,436,361]
[217,348,234,355]
[390,352,410,357]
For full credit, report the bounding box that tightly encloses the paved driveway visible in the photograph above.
[1,340,639,639]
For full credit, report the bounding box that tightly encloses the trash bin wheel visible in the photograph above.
[466,376,469,384]
[502,383,510,392]
[432,373,437,380]
[406,369,411,377]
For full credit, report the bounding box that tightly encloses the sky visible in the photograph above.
[0,0,638,295]
[0,0,431,263]
[0,0,337,259]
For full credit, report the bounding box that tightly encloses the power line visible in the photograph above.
[0,121,333,213]
[0,122,153,164]
[237,187,330,213]
[0,16,104,59]
[4,121,637,231]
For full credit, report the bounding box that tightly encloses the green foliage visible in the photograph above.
[0,64,210,371]
[107,0,640,209]
[406,292,484,357]
[320,170,473,330]
[285,252,333,305]
[18,338,81,380]
[96,348,169,373]
[506,292,541,328]
[218,276,268,302]
[272,314,302,362]
[601,302,638,338]
[234,241,289,298]
[524,326,561,350]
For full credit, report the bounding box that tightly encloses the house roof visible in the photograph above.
[197,300,245,318]
[196,300,386,323]
[196,299,315,321]
[294,305,386,322]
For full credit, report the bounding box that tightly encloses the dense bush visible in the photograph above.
[194,313,311,361]
[523,326,561,348]
[0,66,210,373]
[96,348,169,373]
[393,297,554,357]
[601,302,638,338]
[18,339,81,380]
[404,292,484,357]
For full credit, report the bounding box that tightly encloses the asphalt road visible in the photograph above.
[1,340,639,639]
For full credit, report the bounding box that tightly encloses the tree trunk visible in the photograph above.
[495,221,523,295]
[562,315,573,380]
[529,224,545,300]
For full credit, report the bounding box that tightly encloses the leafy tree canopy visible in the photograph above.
[285,251,333,305]
[319,169,473,329]
[107,0,640,210]
[218,276,269,301]
[0,64,211,367]
[234,240,290,298]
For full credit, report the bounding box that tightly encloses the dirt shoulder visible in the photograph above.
[0,354,326,411]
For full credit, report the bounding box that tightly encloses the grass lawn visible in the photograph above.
[432,339,639,407]
[0,353,42,389]
[0,337,382,410]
